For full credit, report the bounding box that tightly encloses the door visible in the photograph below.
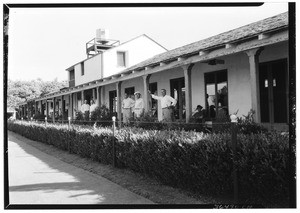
[109,90,117,113]
[204,70,228,120]
[259,59,288,123]
[170,78,185,121]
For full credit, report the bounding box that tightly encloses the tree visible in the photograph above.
[7,78,67,111]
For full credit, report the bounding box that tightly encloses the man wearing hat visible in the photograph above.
[191,105,205,123]
[122,93,135,124]
[149,89,177,122]
[133,91,144,118]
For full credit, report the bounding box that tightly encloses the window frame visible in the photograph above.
[117,51,127,67]
[204,69,228,120]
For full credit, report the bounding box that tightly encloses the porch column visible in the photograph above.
[116,81,123,127]
[46,100,49,118]
[245,47,263,123]
[73,93,77,115]
[26,104,28,118]
[34,101,37,116]
[100,86,105,106]
[142,74,151,112]
[27,103,31,119]
[182,64,194,123]
[61,95,64,122]
[96,86,100,106]
[69,94,73,119]
[40,100,44,115]
[30,102,33,118]
[92,88,96,102]
[52,97,56,123]
[81,90,84,105]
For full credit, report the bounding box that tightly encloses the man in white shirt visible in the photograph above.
[122,93,135,124]
[149,89,177,122]
[81,100,90,114]
[89,99,97,117]
[133,91,144,118]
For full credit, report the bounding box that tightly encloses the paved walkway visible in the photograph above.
[8,131,154,204]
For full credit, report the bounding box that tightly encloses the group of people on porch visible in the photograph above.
[121,89,178,124]
[79,88,228,124]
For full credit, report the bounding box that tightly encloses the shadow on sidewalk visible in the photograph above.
[8,131,154,205]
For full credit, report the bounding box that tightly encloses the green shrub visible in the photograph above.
[8,120,289,206]
[90,104,114,127]
[130,112,210,132]
[237,110,268,134]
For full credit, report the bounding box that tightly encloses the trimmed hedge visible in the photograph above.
[8,120,289,206]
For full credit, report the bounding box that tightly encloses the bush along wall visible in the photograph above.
[8,120,289,206]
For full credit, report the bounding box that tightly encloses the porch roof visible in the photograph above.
[121,12,288,73]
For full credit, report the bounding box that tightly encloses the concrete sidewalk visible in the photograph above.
[8,131,154,205]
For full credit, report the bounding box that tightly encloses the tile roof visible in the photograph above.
[122,12,288,72]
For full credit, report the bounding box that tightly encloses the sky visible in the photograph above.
[7,2,289,82]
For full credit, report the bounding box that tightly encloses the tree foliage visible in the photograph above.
[7,78,67,110]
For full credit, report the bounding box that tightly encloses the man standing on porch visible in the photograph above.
[149,89,177,122]
[133,91,144,118]
[122,93,135,124]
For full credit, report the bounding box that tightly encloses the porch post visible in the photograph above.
[116,81,123,127]
[52,97,56,123]
[35,101,37,116]
[46,100,49,118]
[100,86,105,106]
[40,100,42,115]
[142,75,151,112]
[61,95,64,122]
[69,94,73,119]
[245,48,263,123]
[97,86,100,106]
[27,103,30,119]
[182,64,194,123]
[27,103,30,118]
[92,88,96,102]
[81,90,84,105]
[74,92,78,115]
[19,106,21,118]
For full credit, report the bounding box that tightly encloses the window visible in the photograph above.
[109,90,117,113]
[81,62,85,76]
[69,70,75,87]
[77,92,81,100]
[205,70,228,120]
[117,51,126,67]
[125,87,135,97]
[69,70,75,80]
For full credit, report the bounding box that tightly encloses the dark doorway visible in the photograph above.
[84,89,93,105]
[259,59,288,123]
[109,90,117,113]
[204,70,228,120]
[170,77,185,121]
[149,82,158,114]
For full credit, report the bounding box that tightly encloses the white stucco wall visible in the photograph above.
[70,41,288,122]
[72,35,165,86]
[102,35,166,78]
[259,41,288,63]
[74,54,102,86]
